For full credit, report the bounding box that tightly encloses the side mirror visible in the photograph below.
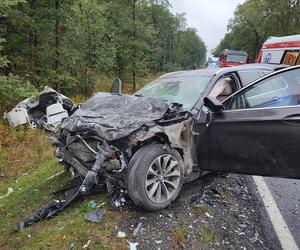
[110,78,123,94]
[203,97,224,113]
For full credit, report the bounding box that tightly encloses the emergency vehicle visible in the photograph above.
[219,49,248,67]
[256,34,300,66]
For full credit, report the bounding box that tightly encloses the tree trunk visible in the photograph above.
[28,0,36,72]
[85,11,92,94]
[54,0,61,91]
[131,0,137,93]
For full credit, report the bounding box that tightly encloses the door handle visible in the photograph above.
[282,114,300,125]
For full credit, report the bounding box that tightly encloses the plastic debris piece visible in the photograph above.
[69,242,75,250]
[249,232,259,243]
[155,240,162,244]
[83,239,91,249]
[46,171,64,181]
[190,190,206,204]
[133,222,143,237]
[205,212,213,218]
[117,231,126,238]
[0,187,13,199]
[84,208,104,223]
[88,200,97,210]
[127,241,139,250]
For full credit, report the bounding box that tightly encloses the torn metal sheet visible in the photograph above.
[3,86,77,132]
[60,92,171,141]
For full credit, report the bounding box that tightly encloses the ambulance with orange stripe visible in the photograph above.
[256,34,300,66]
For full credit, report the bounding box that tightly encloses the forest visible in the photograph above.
[0,0,207,110]
[214,0,300,61]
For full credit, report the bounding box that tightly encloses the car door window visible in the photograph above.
[238,71,266,86]
[227,68,300,110]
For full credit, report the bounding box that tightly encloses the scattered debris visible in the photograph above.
[127,241,139,250]
[205,212,213,219]
[83,239,91,249]
[3,86,77,131]
[84,208,104,223]
[167,213,174,219]
[0,187,14,199]
[18,152,111,229]
[111,191,126,209]
[133,222,143,237]
[69,242,75,250]
[115,175,274,249]
[88,200,97,210]
[190,190,206,204]
[46,171,64,181]
[117,231,126,238]
[249,232,259,243]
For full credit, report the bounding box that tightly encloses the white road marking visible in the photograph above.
[253,176,299,250]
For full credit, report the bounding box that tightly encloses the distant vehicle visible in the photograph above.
[206,57,220,68]
[256,34,300,66]
[219,49,248,67]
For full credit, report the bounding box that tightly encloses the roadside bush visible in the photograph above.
[0,74,38,112]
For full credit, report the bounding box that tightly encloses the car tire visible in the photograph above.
[126,143,184,211]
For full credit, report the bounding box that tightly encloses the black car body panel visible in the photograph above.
[194,65,300,179]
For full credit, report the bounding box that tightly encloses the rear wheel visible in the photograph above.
[127,144,184,210]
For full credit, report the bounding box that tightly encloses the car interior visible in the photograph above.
[209,76,237,101]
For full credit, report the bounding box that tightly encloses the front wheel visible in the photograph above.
[126,144,184,210]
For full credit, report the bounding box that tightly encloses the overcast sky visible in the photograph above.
[168,0,245,56]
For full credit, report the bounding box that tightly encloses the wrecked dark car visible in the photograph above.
[3,86,77,131]
[20,64,300,228]
[52,64,300,208]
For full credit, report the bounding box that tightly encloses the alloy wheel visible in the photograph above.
[145,154,181,204]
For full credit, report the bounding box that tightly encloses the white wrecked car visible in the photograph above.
[3,86,77,131]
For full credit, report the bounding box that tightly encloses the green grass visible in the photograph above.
[171,225,188,248]
[0,159,124,249]
[192,204,212,216]
[197,228,215,245]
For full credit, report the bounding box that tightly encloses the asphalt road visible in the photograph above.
[263,177,300,248]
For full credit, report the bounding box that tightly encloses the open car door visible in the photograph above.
[193,66,300,179]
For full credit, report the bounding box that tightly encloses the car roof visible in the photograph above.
[159,63,288,79]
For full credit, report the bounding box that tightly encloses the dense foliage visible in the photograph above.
[0,0,207,104]
[214,0,300,61]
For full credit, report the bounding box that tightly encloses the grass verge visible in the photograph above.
[0,124,125,249]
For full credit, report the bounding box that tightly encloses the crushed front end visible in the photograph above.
[19,92,193,228]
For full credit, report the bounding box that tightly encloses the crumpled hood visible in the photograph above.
[60,92,171,141]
